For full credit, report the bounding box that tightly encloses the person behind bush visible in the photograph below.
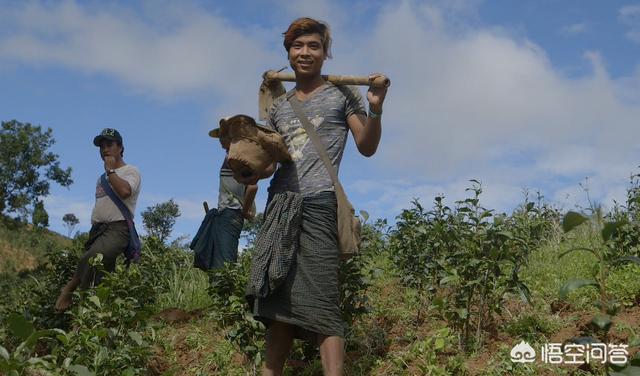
[246,17,389,376]
[55,128,141,312]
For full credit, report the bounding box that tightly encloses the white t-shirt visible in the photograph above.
[91,164,142,224]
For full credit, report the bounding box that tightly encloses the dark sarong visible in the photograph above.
[252,191,343,339]
[78,221,129,289]
[191,208,244,270]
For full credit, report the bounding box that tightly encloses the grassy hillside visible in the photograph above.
[0,216,72,274]
[1,186,639,375]
[146,230,640,375]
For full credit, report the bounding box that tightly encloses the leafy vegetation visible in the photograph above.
[141,199,181,243]
[0,120,72,218]
[389,181,558,351]
[2,177,640,375]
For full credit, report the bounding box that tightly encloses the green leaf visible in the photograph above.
[559,279,598,299]
[602,221,624,241]
[68,365,94,376]
[455,308,468,319]
[359,210,369,223]
[88,295,101,308]
[0,345,9,360]
[128,331,143,346]
[526,202,535,212]
[434,337,445,350]
[590,314,612,331]
[7,313,34,341]
[439,275,459,286]
[96,286,109,302]
[562,211,588,232]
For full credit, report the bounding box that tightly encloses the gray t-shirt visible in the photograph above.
[266,83,366,196]
[218,160,246,210]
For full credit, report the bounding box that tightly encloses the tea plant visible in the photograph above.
[390,181,552,351]
[559,208,640,374]
[207,252,265,369]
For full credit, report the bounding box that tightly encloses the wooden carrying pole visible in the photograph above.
[262,71,391,88]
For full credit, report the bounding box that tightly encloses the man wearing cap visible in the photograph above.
[55,128,141,312]
[252,17,389,376]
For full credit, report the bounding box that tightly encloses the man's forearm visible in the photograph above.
[359,115,382,157]
[243,185,258,210]
[108,173,132,199]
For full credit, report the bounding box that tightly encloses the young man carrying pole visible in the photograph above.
[250,17,388,376]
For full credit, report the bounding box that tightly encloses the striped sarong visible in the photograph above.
[250,191,344,339]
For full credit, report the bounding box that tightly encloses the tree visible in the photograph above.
[31,200,49,228]
[0,120,73,218]
[141,199,181,243]
[62,213,80,238]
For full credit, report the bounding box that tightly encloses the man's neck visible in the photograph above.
[295,74,326,95]
[114,159,126,169]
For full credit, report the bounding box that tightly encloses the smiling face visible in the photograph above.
[288,33,326,78]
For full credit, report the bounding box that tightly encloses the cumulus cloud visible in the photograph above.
[43,195,94,234]
[330,1,640,214]
[0,0,280,105]
[4,0,640,221]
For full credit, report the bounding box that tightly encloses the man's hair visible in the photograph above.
[283,17,332,58]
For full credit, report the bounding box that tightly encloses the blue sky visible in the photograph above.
[2,0,640,240]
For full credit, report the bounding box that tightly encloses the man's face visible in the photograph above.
[288,33,326,78]
[99,139,122,160]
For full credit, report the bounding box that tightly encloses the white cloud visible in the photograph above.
[0,1,280,103]
[619,5,640,43]
[43,195,94,234]
[4,0,640,221]
[328,1,640,212]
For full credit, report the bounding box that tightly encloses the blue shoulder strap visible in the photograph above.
[100,173,133,221]
[100,173,141,264]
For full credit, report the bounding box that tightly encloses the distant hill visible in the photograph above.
[0,216,72,274]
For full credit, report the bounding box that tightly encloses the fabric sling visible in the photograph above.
[287,91,361,256]
[100,173,141,263]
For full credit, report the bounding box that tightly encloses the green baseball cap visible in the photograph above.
[93,128,123,146]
